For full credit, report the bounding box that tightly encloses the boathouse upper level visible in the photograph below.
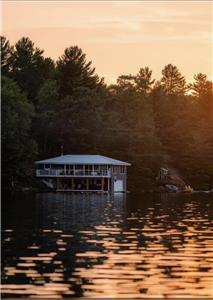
[35,154,130,177]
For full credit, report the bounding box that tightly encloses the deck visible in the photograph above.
[36,169,111,177]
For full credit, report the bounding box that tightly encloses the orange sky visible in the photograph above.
[1,1,212,84]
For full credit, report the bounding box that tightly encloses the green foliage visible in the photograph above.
[1,36,213,190]
[135,67,155,94]
[189,73,212,99]
[9,37,55,101]
[54,87,104,154]
[1,36,13,75]
[115,67,155,96]
[34,80,59,156]
[160,64,187,95]
[1,76,37,186]
[56,46,103,96]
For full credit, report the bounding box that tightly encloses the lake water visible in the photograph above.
[1,192,213,298]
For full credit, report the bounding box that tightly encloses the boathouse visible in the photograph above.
[35,155,131,192]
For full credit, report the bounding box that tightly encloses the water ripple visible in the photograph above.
[1,192,213,297]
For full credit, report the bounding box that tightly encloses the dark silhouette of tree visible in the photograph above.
[1,36,213,190]
[1,36,13,75]
[189,73,212,99]
[116,75,135,91]
[135,67,155,94]
[10,37,55,101]
[160,64,187,95]
[34,80,59,156]
[56,46,103,96]
[2,76,37,187]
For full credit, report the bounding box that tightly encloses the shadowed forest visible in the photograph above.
[1,37,213,191]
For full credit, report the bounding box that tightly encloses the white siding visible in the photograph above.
[114,180,124,192]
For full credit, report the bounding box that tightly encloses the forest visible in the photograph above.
[1,36,213,191]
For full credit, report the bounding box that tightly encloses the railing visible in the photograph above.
[36,169,110,177]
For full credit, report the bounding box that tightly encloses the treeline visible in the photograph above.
[1,36,213,190]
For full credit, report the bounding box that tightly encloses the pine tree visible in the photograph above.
[160,64,187,95]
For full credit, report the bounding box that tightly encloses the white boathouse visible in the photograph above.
[35,155,131,192]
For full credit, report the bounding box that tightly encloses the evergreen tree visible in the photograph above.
[2,76,37,187]
[116,75,136,92]
[189,73,212,99]
[34,80,59,156]
[0,36,13,76]
[135,67,155,94]
[1,36,213,190]
[56,46,103,96]
[10,37,55,101]
[47,86,104,157]
[160,64,187,95]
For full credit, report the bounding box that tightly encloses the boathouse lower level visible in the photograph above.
[42,174,127,192]
[44,177,112,192]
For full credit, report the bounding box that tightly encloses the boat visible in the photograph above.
[165,184,179,193]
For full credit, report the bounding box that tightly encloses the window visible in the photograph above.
[113,166,119,173]
[65,165,73,170]
[85,165,92,171]
[53,164,64,169]
[75,165,83,170]
[38,164,44,169]
[85,165,92,175]
[75,165,83,175]
[120,166,125,173]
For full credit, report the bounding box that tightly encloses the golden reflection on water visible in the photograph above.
[73,225,213,298]
[1,193,213,298]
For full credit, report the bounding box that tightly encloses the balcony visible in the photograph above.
[36,169,111,177]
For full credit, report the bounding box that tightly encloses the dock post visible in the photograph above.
[102,177,104,191]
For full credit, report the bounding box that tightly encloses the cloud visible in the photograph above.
[2,1,212,83]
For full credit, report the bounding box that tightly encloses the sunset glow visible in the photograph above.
[2,1,212,83]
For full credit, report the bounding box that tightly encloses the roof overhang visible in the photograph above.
[35,155,131,166]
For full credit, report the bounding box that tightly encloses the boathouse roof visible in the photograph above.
[35,155,131,166]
